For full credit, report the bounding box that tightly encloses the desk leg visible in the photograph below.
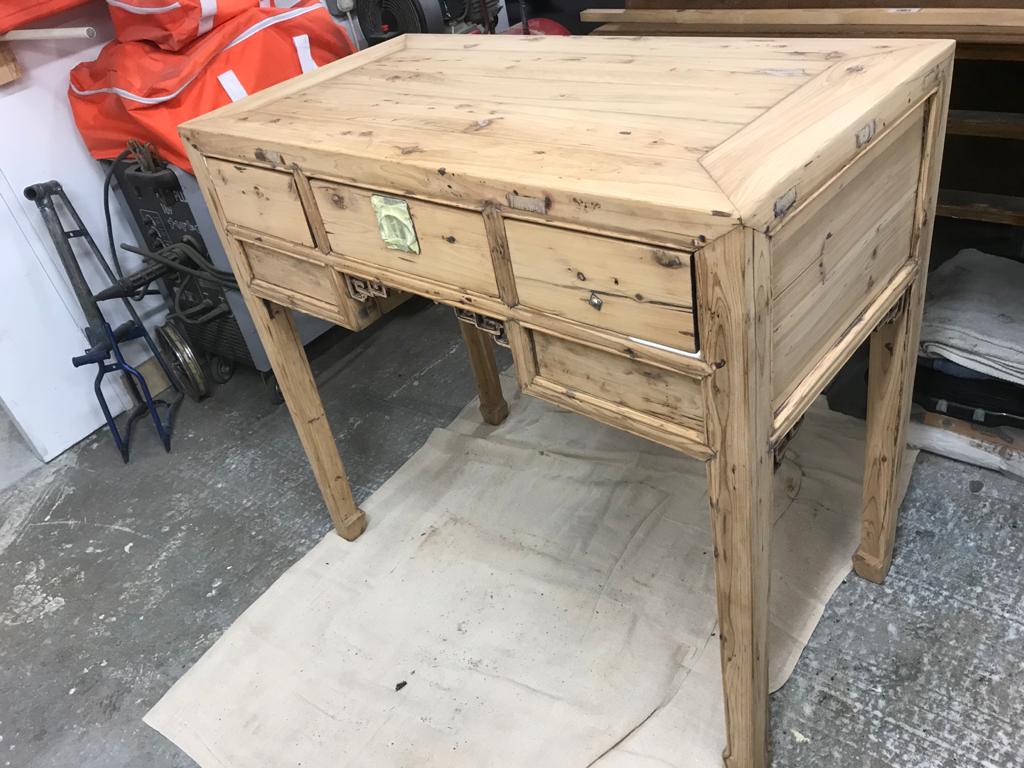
[699,229,772,768]
[459,321,509,426]
[854,284,921,583]
[253,298,367,541]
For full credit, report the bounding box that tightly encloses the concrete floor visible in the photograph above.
[1,299,1021,767]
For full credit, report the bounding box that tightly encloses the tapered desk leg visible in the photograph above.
[251,298,367,541]
[699,229,772,768]
[459,321,509,426]
[854,70,950,584]
[853,281,922,583]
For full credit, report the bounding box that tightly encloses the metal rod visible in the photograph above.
[0,27,96,42]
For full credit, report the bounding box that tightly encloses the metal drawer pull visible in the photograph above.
[454,308,509,347]
[345,275,389,302]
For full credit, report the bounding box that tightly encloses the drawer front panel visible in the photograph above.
[245,242,336,305]
[511,327,706,455]
[310,181,499,298]
[240,242,384,331]
[506,220,697,353]
[208,159,314,247]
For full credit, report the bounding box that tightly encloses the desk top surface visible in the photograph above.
[183,34,953,244]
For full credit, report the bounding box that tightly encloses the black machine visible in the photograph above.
[108,142,336,402]
[108,143,246,399]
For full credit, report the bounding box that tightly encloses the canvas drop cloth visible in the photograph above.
[146,373,910,767]
[921,248,1024,387]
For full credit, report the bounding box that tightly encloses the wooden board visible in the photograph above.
[0,43,21,86]
[582,7,1024,44]
[206,159,313,247]
[772,108,924,405]
[309,179,499,298]
[507,219,697,353]
[183,35,953,246]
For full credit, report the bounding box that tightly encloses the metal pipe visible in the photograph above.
[23,182,106,342]
[0,27,96,42]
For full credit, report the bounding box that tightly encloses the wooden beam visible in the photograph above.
[937,189,1024,226]
[698,227,772,768]
[581,7,1024,44]
[0,43,22,86]
[947,109,1024,140]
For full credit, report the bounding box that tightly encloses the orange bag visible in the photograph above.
[0,0,92,33]
[69,2,354,172]
[106,0,259,51]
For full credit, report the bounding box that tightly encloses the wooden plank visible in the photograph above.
[947,109,1024,139]
[0,43,21,86]
[244,242,337,306]
[936,189,1024,226]
[206,159,314,247]
[855,69,951,584]
[185,149,366,541]
[458,321,509,426]
[702,42,951,231]
[696,226,772,768]
[771,109,924,406]
[532,330,705,431]
[770,260,918,444]
[309,180,500,298]
[507,219,698,353]
[623,0,1024,7]
[483,205,518,307]
[581,7,1024,43]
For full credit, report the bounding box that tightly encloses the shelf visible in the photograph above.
[947,110,1024,140]
[937,189,1024,227]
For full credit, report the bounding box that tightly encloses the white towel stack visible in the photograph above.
[921,248,1024,387]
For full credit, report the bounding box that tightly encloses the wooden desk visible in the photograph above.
[181,34,952,768]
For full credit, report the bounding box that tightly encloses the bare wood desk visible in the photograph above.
[181,34,952,768]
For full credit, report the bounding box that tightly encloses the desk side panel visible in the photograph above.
[770,102,928,415]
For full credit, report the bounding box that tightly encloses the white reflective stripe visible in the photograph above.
[216,70,248,101]
[106,0,182,13]
[70,4,320,104]
[198,0,217,34]
[258,0,271,6]
[275,0,303,7]
[292,34,317,73]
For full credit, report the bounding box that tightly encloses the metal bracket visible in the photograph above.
[344,275,389,302]
[773,415,804,470]
[880,293,908,327]
[454,308,509,347]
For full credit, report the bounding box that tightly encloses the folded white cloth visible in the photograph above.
[921,248,1024,386]
[145,374,902,768]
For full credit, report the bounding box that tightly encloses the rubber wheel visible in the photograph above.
[261,371,284,405]
[209,355,236,385]
[156,321,210,401]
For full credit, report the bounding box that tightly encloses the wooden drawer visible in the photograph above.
[309,180,499,298]
[506,220,698,353]
[240,242,380,330]
[511,325,706,452]
[207,159,314,247]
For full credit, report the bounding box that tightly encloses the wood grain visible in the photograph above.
[697,227,772,768]
[458,321,509,426]
[507,219,697,353]
[855,71,952,584]
[206,159,314,247]
[186,150,366,541]
[581,8,1024,44]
